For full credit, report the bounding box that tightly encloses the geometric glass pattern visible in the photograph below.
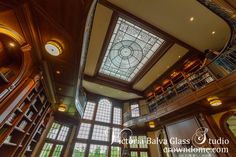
[92,125,110,142]
[39,122,70,157]
[112,128,121,143]
[113,107,122,125]
[111,146,121,157]
[129,136,138,148]
[88,144,108,157]
[47,123,61,139]
[95,99,112,123]
[227,115,236,137]
[131,151,138,157]
[83,102,96,120]
[77,123,91,139]
[51,144,63,157]
[72,143,87,157]
[39,143,53,157]
[57,126,69,141]
[138,136,148,148]
[99,17,165,82]
[131,104,140,117]
[140,152,149,157]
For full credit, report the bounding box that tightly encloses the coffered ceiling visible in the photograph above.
[83,0,231,100]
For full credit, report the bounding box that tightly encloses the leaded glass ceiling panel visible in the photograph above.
[99,17,165,82]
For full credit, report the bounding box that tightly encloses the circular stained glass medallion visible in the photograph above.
[109,40,143,69]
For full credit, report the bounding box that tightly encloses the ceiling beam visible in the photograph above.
[99,0,203,54]
[83,75,144,96]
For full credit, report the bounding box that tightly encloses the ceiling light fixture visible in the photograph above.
[207,96,222,106]
[9,42,15,47]
[211,31,216,35]
[58,104,67,112]
[56,70,61,74]
[58,88,62,91]
[45,40,62,56]
[189,17,194,22]
[149,121,156,128]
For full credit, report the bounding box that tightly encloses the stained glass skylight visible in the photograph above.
[99,17,165,82]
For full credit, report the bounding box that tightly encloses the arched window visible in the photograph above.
[95,99,112,123]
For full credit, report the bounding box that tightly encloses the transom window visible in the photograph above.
[99,17,165,82]
[95,99,112,123]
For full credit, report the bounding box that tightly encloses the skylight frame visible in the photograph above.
[99,15,166,82]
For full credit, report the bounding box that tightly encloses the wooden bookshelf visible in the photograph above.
[145,58,216,112]
[0,74,51,157]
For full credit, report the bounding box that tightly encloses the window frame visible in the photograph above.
[131,103,140,118]
[70,98,123,157]
[128,134,150,157]
[39,121,71,157]
[98,14,169,83]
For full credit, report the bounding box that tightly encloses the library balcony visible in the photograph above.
[124,48,236,127]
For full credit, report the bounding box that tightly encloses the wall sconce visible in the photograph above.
[207,96,222,107]
[45,40,62,56]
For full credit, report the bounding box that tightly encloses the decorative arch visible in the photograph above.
[98,98,112,106]
[0,25,32,102]
[220,111,236,145]
[0,24,25,45]
[95,98,112,123]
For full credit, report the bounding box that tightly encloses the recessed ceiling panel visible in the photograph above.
[107,0,231,51]
[133,44,188,91]
[83,80,142,100]
[99,17,165,82]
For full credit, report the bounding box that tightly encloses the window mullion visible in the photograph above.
[48,143,56,157]
[55,124,62,140]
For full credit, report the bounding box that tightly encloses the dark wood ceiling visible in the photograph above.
[0,0,94,115]
[28,0,94,115]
